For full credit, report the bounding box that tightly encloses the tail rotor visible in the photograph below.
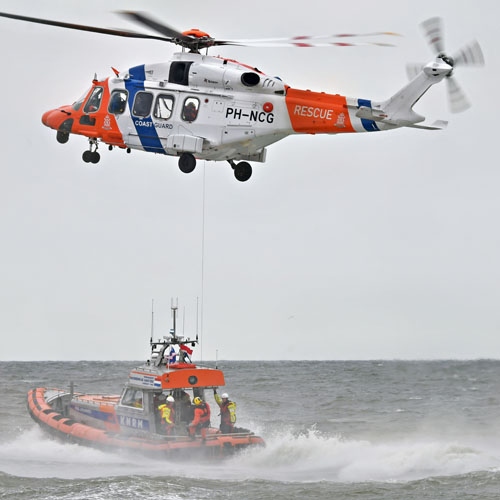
[406,17,485,113]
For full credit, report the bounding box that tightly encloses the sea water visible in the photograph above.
[1,360,500,499]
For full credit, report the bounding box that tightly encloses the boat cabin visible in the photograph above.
[69,304,225,438]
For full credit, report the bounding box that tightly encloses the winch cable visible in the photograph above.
[199,160,207,361]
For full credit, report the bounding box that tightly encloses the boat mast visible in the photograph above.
[150,299,154,345]
[171,297,178,339]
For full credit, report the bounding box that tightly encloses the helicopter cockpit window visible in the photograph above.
[83,86,104,114]
[72,87,91,112]
[108,90,128,115]
[182,97,199,122]
[154,95,175,120]
[132,91,153,118]
[121,388,144,409]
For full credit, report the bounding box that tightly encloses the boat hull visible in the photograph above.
[27,388,264,459]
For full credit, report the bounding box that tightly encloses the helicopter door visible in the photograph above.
[152,93,178,142]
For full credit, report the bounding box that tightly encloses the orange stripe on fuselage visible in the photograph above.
[285,88,354,134]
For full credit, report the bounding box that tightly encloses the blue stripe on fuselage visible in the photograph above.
[125,65,165,153]
[357,98,380,132]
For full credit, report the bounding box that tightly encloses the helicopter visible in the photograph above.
[0,12,485,182]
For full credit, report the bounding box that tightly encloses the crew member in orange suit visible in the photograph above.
[188,397,211,439]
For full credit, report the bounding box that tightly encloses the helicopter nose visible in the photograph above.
[41,110,52,127]
[41,109,61,129]
[41,106,72,129]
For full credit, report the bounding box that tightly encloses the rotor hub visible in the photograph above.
[438,53,454,68]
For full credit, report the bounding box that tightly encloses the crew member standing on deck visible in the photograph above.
[188,397,211,439]
[213,389,237,433]
[158,395,176,435]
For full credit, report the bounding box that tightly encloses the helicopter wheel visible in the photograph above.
[82,150,92,163]
[56,131,69,144]
[90,151,100,164]
[234,162,252,182]
[178,153,196,173]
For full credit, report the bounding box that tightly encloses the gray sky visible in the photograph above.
[0,0,498,361]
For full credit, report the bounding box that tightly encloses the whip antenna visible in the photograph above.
[150,298,154,346]
[196,296,199,342]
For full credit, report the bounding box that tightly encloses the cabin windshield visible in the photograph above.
[72,87,91,111]
[83,86,104,114]
[121,388,144,409]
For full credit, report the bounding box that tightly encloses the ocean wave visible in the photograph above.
[2,426,500,484]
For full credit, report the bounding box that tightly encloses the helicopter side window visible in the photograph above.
[121,388,144,409]
[132,91,153,118]
[154,95,175,120]
[182,97,199,122]
[108,90,128,115]
[83,86,104,114]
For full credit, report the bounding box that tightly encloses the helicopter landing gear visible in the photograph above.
[178,153,196,173]
[230,161,252,182]
[56,131,69,144]
[82,150,100,163]
[82,138,100,164]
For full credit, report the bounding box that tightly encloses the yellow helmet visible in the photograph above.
[193,397,203,405]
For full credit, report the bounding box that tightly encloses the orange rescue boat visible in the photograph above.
[27,304,264,459]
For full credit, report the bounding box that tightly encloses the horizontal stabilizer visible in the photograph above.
[354,105,447,130]
[403,119,448,130]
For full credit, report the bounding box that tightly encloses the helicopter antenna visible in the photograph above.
[215,349,218,369]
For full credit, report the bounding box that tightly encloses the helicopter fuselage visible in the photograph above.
[42,52,390,176]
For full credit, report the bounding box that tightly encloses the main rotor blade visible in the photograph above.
[0,11,172,42]
[453,39,485,67]
[446,76,471,113]
[118,11,191,42]
[214,40,397,48]
[421,17,445,55]
[214,32,400,48]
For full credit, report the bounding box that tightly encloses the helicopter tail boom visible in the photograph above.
[374,60,450,127]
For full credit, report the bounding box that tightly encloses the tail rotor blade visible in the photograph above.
[406,63,424,80]
[453,39,485,67]
[446,76,471,113]
[421,17,445,54]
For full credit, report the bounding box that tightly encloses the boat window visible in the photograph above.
[108,90,128,115]
[121,388,144,409]
[182,97,199,122]
[154,94,175,120]
[72,87,91,111]
[83,86,104,114]
[132,91,153,118]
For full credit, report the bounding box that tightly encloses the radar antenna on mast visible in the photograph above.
[150,299,198,367]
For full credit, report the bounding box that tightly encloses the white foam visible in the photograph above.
[2,426,500,482]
